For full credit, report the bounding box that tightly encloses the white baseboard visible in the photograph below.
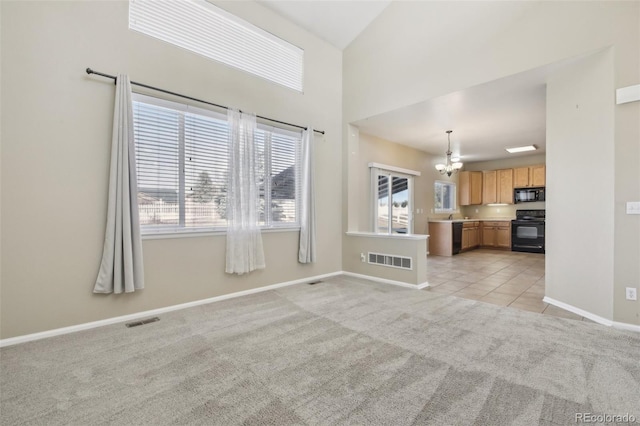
[542,297,640,332]
[611,321,640,333]
[342,271,427,290]
[0,271,343,348]
[543,296,613,326]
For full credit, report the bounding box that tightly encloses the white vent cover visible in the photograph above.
[368,252,412,270]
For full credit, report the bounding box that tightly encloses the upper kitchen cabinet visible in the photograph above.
[482,169,513,204]
[498,169,514,204]
[482,170,497,204]
[514,165,546,188]
[459,171,482,205]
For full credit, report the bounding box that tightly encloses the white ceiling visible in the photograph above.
[353,68,550,163]
[258,0,391,49]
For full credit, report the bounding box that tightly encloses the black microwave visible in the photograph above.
[514,187,545,203]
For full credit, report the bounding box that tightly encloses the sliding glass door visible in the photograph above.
[373,170,413,234]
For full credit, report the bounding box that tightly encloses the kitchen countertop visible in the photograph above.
[428,218,514,223]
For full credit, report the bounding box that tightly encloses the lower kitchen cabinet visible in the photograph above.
[481,221,511,249]
[461,222,480,252]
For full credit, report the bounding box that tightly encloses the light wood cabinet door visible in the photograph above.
[514,167,529,188]
[459,171,483,206]
[514,165,545,187]
[482,171,497,204]
[470,172,482,205]
[497,169,513,204]
[482,226,496,246]
[462,228,471,250]
[496,224,511,249]
[530,165,546,186]
[481,221,510,248]
[470,227,479,248]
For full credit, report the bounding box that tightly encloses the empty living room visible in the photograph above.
[1,0,639,425]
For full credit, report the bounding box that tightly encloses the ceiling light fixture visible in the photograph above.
[506,145,537,153]
[435,130,463,177]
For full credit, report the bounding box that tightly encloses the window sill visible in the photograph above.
[345,231,429,241]
[142,227,300,240]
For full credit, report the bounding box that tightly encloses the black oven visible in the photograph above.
[511,209,545,254]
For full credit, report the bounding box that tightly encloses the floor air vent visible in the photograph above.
[368,252,412,270]
[125,317,160,328]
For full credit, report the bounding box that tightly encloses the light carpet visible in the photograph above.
[1,275,639,425]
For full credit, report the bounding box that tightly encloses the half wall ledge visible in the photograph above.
[344,232,429,287]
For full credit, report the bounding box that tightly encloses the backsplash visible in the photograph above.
[461,201,546,219]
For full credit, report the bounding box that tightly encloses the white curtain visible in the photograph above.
[298,127,316,263]
[225,109,265,274]
[94,75,145,294]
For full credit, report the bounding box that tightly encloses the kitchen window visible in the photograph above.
[434,181,456,213]
[133,94,301,235]
[370,164,419,234]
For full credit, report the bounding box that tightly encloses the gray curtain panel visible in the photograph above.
[298,127,316,263]
[93,75,145,294]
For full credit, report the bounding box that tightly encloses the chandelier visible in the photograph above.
[435,130,463,177]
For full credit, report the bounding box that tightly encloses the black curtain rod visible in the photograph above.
[86,68,325,135]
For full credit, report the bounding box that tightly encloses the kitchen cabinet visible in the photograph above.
[531,165,545,186]
[482,169,513,204]
[461,221,480,252]
[498,169,513,204]
[481,221,511,249]
[459,171,482,206]
[482,171,497,204]
[514,165,545,188]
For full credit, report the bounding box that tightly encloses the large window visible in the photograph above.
[370,164,417,234]
[133,94,301,234]
[434,181,456,213]
[129,0,304,92]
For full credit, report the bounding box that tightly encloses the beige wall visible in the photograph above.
[343,234,427,286]
[546,50,615,320]
[355,133,458,235]
[0,0,343,338]
[344,1,640,325]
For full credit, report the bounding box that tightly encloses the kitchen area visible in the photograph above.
[423,159,585,320]
[428,163,546,257]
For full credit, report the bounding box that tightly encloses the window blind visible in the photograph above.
[129,0,304,92]
[132,94,301,234]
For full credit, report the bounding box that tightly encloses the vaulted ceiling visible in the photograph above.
[259,1,554,163]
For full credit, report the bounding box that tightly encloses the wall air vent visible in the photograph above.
[368,252,412,270]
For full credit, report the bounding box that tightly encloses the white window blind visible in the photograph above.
[129,0,304,92]
[132,94,301,234]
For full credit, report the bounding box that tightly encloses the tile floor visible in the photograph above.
[425,249,588,321]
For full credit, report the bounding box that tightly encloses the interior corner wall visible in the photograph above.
[0,0,343,339]
[545,50,615,320]
[355,133,450,236]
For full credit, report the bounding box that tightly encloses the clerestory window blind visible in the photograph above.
[129,0,304,92]
[132,93,301,234]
